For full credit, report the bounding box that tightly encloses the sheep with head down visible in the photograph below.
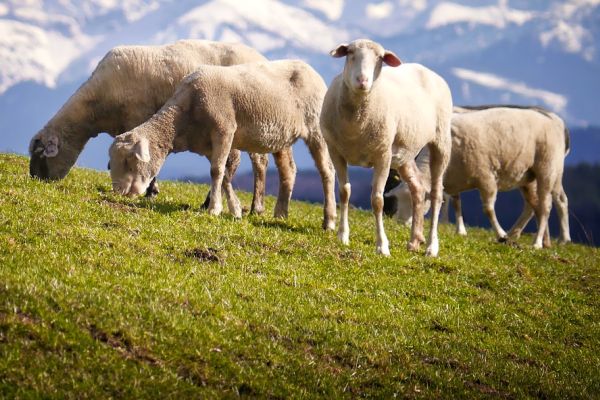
[386,105,571,248]
[109,60,337,228]
[320,39,453,257]
[28,39,295,215]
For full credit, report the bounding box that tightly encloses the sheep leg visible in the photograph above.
[222,149,242,218]
[479,185,507,240]
[200,149,242,211]
[329,147,350,244]
[532,177,553,249]
[507,182,536,240]
[273,147,297,219]
[207,129,236,217]
[398,161,426,252]
[440,193,450,224]
[306,137,337,231]
[372,156,392,256]
[249,152,268,215]
[452,194,467,236]
[425,144,449,257]
[552,178,571,244]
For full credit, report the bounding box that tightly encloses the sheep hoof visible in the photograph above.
[407,241,420,252]
[323,219,336,231]
[425,241,439,257]
[250,206,265,215]
[377,245,390,256]
[338,232,349,245]
[497,236,508,243]
[208,207,222,216]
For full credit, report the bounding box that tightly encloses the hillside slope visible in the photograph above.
[0,153,599,398]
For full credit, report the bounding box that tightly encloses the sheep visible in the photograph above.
[108,60,336,229]
[320,39,453,257]
[28,39,295,216]
[386,105,571,248]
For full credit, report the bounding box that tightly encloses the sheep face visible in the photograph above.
[330,39,401,94]
[108,136,155,197]
[387,183,432,226]
[29,129,79,180]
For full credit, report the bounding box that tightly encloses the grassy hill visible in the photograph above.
[0,153,599,398]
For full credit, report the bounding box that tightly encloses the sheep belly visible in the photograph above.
[232,122,301,154]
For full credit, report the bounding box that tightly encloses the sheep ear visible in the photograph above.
[132,138,150,163]
[43,135,59,158]
[330,44,349,58]
[383,51,402,67]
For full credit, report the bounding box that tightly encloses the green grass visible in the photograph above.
[0,153,599,399]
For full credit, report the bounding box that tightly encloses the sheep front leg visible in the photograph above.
[329,147,349,244]
[208,129,236,217]
[479,185,507,241]
[222,149,242,219]
[452,194,467,236]
[273,147,297,219]
[398,161,426,252]
[372,156,392,256]
[249,152,268,215]
[307,136,337,231]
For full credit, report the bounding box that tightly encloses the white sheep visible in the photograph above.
[320,39,453,256]
[28,39,295,215]
[386,105,571,248]
[108,60,337,229]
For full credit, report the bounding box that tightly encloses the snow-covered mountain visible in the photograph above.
[1,0,599,176]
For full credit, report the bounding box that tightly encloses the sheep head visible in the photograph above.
[330,39,401,94]
[108,133,157,197]
[29,128,82,180]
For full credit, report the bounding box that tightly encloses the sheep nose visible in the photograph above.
[356,75,370,89]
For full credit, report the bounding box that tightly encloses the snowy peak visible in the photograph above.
[0,0,599,125]
[160,0,350,53]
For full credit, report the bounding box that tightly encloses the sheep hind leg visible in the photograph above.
[398,161,426,252]
[425,143,449,257]
[372,155,392,256]
[552,178,571,244]
[207,128,236,217]
[273,147,297,219]
[306,136,337,231]
[532,176,553,249]
[507,182,536,241]
[452,194,467,236]
[248,152,268,215]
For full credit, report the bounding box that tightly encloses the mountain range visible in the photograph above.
[1,0,599,177]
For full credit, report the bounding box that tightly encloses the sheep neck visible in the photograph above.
[141,104,181,161]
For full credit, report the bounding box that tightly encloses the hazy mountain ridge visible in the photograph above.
[1,0,599,173]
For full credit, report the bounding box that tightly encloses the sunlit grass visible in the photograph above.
[0,153,598,398]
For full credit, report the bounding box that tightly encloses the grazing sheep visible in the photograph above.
[108,60,336,228]
[28,39,294,215]
[386,105,571,248]
[320,39,453,256]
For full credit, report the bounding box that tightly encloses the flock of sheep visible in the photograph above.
[28,39,571,257]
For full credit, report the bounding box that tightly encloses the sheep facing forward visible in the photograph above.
[320,39,453,256]
[108,60,336,229]
[28,39,294,216]
[386,105,571,248]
